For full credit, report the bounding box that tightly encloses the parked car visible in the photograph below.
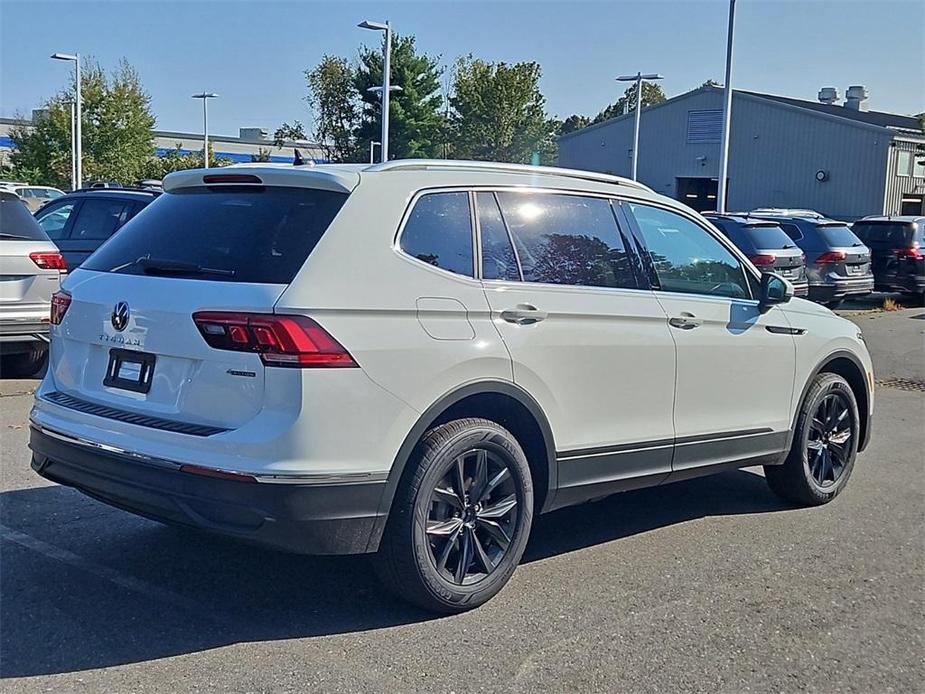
[703,213,809,296]
[30,161,874,613]
[3,185,66,213]
[748,212,873,308]
[851,216,925,304]
[0,191,65,377]
[33,188,159,269]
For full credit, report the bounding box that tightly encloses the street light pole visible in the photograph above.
[67,101,76,191]
[51,53,81,188]
[369,140,381,163]
[716,0,737,214]
[358,19,393,162]
[192,92,219,168]
[616,72,662,181]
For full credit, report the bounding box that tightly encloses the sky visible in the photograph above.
[1,0,922,138]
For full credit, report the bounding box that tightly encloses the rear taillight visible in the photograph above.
[815,251,847,264]
[896,244,923,259]
[749,254,777,267]
[30,252,67,270]
[50,290,71,325]
[192,312,357,368]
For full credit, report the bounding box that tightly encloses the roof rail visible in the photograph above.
[365,159,652,191]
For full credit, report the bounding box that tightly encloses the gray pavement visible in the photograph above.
[1,304,922,693]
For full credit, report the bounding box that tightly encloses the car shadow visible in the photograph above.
[1,468,790,677]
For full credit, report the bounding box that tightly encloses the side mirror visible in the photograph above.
[758,272,793,312]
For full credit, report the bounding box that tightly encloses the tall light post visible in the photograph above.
[51,53,81,189]
[192,92,219,168]
[369,140,381,164]
[358,19,393,162]
[63,100,76,191]
[616,72,663,181]
[716,0,737,213]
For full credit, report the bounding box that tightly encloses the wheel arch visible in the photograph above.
[787,350,872,455]
[366,381,557,552]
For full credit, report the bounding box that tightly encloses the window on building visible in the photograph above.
[496,192,636,289]
[913,153,925,179]
[627,203,750,299]
[896,150,912,177]
[400,192,474,277]
[686,110,723,144]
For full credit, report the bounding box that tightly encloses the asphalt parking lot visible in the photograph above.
[1,300,923,693]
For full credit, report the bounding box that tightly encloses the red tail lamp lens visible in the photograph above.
[749,254,777,266]
[192,312,357,368]
[50,290,71,325]
[30,252,67,270]
[815,251,848,264]
[202,174,263,185]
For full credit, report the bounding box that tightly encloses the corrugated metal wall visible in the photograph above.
[884,138,925,214]
[558,89,893,219]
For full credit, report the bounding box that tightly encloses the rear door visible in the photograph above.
[52,183,349,431]
[478,190,677,505]
[624,202,796,473]
[815,223,871,278]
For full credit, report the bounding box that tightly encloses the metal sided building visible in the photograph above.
[558,85,925,220]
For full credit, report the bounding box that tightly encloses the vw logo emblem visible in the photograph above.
[111,302,130,332]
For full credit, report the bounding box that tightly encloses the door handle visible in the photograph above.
[500,304,548,325]
[668,313,702,330]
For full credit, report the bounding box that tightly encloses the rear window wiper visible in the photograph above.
[134,256,236,277]
[0,232,36,240]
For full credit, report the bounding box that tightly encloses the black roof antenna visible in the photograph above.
[293,148,305,166]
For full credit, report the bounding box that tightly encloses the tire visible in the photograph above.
[764,372,860,506]
[375,417,534,613]
[902,292,925,307]
[0,344,47,378]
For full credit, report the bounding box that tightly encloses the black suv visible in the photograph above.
[703,213,809,296]
[748,212,873,308]
[33,188,159,269]
[852,216,925,303]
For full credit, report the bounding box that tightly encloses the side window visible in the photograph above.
[36,201,78,240]
[495,192,636,289]
[627,203,750,299]
[476,192,520,281]
[780,223,803,242]
[400,192,473,277]
[70,198,130,241]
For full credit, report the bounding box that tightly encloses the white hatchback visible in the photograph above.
[30,160,874,612]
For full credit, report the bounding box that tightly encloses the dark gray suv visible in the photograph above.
[851,216,925,304]
[703,213,809,296]
[749,212,873,308]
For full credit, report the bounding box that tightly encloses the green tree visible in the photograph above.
[9,58,155,187]
[273,121,307,148]
[251,147,273,163]
[305,56,358,161]
[592,81,667,124]
[140,143,231,180]
[700,79,722,88]
[354,33,445,159]
[560,114,592,135]
[449,56,557,164]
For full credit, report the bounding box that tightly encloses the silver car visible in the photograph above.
[0,191,65,376]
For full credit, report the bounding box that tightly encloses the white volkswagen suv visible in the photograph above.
[29,160,873,612]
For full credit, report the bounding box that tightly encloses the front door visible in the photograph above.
[624,202,797,473]
[476,190,677,507]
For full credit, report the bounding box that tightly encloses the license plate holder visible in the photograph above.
[104,348,156,394]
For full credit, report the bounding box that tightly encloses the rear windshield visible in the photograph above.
[82,186,348,283]
[852,221,919,248]
[741,223,797,250]
[0,195,51,241]
[815,223,864,248]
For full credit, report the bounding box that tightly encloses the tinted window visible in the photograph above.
[815,223,863,248]
[477,192,520,281]
[36,201,78,240]
[496,192,635,289]
[779,223,804,242]
[70,198,129,240]
[46,189,64,200]
[83,186,348,284]
[400,192,473,277]
[629,203,750,299]
[853,222,916,248]
[0,195,51,241]
[742,223,798,250]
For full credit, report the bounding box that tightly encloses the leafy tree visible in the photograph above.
[449,56,557,164]
[305,56,358,161]
[354,33,445,159]
[560,114,592,135]
[9,58,155,187]
[251,147,273,163]
[592,81,667,124]
[700,79,722,88]
[273,120,307,148]
[140,143,231,179]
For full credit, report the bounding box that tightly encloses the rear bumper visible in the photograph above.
[29,424,388,555]
[808,276,874,302]
[791,279,809,297]
[873,274,925,294]
[0,319,49,343]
